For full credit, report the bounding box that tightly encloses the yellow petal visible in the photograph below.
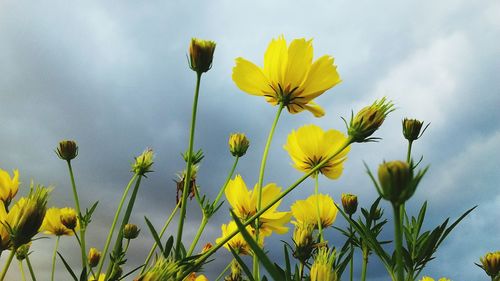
[284,38,313,88]
[232,58,272,96]
[303,101,325,117]
[263,36,288,87]
[300,55,341,100]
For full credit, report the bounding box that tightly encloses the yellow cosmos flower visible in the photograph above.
[0,168,20,205]
[185,272,209,281]
[419,277,451,281]
[284,124,350,179]
[215,220,263,256]
[88,274,106,281]
[291,194,338,229]
[225,175,291,236]
[232,36,341,117]
[40,207,78,236]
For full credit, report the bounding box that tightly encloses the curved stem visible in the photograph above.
[18,261,26,281]
[175,72,203,259]
[123,239,131,254]
[214,262,231,281]
[393,204,404,281]
[253,103,284,280]
[95,174,138,276]
[67,161,87,270]
[141,202,180,275]
[314,175,324,242]
[51,236,60,281]
[179,138,353,281]
[25,256,37,281]
[0,250,15,281]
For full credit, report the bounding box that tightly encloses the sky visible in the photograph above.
[0,0,499,280]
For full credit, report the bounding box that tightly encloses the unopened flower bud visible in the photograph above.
[123,223,140,240]
[347,97,394,143]
[292,223,315,263]
[60,207,78,230]
[132,148,154,176]
[56,140,78,161]
[189,38,216,74]
[201,243,212,253]
[228,133,250,157]
[136,258,181,281]
[403,118,427,142]
[16,243,31,260]
[341,193,358,215]
[373,207,383,221]
[88,247,101,267]
[377,161,413,205]
[310,247,338,281]
[480,251,500,277]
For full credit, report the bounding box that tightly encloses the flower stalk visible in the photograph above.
[393,203,404,281]
[0,249,15,281]
[314,176,324,242]
[51,236,60,281]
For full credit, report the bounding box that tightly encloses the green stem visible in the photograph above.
[393,204,404,281]
[18,261,26,281]
[123,239,131,254]
[314,175,324,242]
[213,157,239,207]
[141,202,180,275]
[214,262,231,281]
[361,246,368,281]
[349,215,354,281]
[178,138,353,281]
[406,141,413,164]
[175,71,203,259]
[95,174,138,276]
[187,216,208,256]
[67,161,87,270]
[253,103,284,280]
[299,262,305,280]
[105,175,143,277]
[25,256,37,281]
[51,236,60,281]
[0,250,15,281]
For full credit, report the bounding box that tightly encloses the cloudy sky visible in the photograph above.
[1,0,499,280]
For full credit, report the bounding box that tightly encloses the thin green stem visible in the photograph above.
[0,250,15,281]
[51,236,60,281]
[105,175,143,277]
[393,204,404,281]
[141,202,180,275]
[178,138,353,281]
[406,141,413,164]
[175,71,203,259]
[314,175,324,242]
[187,216,208,256]
[67,161,87,270]
[299,262,305,280]
[124,239,131,254]
[214,262,231,281]
[213,157,239,207]
[18,261,26,281]
[361,246,368,281]
[95,174,138,276]
[25,256,36,281]
[254,103,284,280]
[349,215,354,281]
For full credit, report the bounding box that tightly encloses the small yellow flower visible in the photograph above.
[60,207,78,230]
[88,247,101,268]
[291,194,338,229]
[480,251,500,277]
[215,220,261,256]
[232,36,341,117]
[0,168,20,205]
[40,207,78,236]
[225,175,291,236]
[88,273,106,281]
[185,272,209,281]
[228,133,250,157]
[419,277,451,281]
[310,247,337,281]
[284,124,350,179]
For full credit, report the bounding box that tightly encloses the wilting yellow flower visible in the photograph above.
[225,175,291,235]
[232,36,341,117]
[310,247,337,281]
[215,220,261,256]
[88,273,106,281]
[284,124,350,179]
[185,272,209,281]
[40,207,78,236]
[419,277,451,281]
[291,194,338,229]
[0,168,19,205]
[480,251,500,277]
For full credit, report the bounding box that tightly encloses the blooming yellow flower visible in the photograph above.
[284,124,350,179]
[215,220,262,255]
[225,175,291,235]
[232,36,341,117]
[0,168,19,205]
[291,194,338,229]
[419,277,451,281]
[40,207,78,236]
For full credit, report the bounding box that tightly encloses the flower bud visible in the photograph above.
[189,38,216,74]
[402,118,427,142]
[225,260,243,281]
[373,207,383,221]
[16,243,31,260]
[341,193,358,215]
[88,247,101,268]
[228,133,250,157]
[480,251,500,277]
[377,161,416,205]
[347,97,394,143]
[56,140,79,161]
[135,258,181,281]
[201,243,212,253]
[292,223,314,263]
[123,223,140,240]
[132,148,154,176]
[60,207,78,230]
[310,247,338,281]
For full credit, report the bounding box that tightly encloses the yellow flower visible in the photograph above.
[215,220,261,256]
[419,277,451,281]
[284,124,350,179]
[225,175,291,236]
[0,201,11,250]
[0,168,19,205]
[310,247,337,281]
[135,258,180,281]
[185,272,209,281]
[88,273,106,281]
[88,247,101,267]
[291,194,338,229]
[40,207,78,236]
[232,36,341,117]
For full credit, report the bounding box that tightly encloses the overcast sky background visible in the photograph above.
[1,1,499,280]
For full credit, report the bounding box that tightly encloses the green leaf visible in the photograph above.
[57,252,78,281]
[229,246,255,281]
[144,216,165,255]
[164,236,174,257]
